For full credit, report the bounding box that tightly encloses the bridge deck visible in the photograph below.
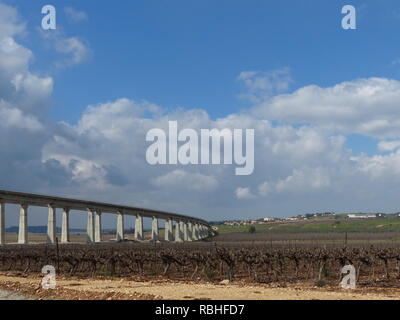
[0,189,207,224]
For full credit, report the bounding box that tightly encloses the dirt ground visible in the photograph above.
[0,272,399,300]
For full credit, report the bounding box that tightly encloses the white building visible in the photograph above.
[348,214,376,219]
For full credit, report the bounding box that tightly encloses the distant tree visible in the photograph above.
[248,226,256,234]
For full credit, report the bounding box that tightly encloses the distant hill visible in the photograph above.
[6,226,86,234]
[5,226,135,234]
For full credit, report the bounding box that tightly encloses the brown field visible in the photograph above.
[2,231,164,245]
[1,272,400,300]
[2,232,400,300]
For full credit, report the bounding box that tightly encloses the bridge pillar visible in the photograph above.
[116,211,124,242]
[175,220,183,242]
[165,218,173,241]
[202,225,207,239]
[199,225,204,239]
[86,209,95,243]
[193,223,199,241]
[0,202,5,245]
[94,210,102,243]
[151,216,159,241]
[18,204,28,244]
[61,208,70,243]
[187,222,193,242]
[47,205,56,244]
[179,221,185,241]
[174,220,179,241]
[205,226,211,238]
[183,222,189,241]
[135,214,143,241]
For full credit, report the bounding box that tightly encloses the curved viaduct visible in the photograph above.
[0,190,211,245]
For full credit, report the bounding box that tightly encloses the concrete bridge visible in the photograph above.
[0,190,211,245]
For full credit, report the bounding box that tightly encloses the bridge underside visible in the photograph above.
[0,190,211,245]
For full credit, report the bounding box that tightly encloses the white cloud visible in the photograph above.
[54,36,90,66]
[378,140,400,152]
[0,4,25,38]
[64,7,88,23]
[0,102,44,131]
[235,187,255,199]
[258,181,272,197]
[153,170,218,192]
[253,77,400,139]
[356,152,400,180]
[274,167,331,193]
[238,67,292,103]
[0,37,31,76]
[0,3,68,202]
[255,167,331,198]
[38,20,90,68]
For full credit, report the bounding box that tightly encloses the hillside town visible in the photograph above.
[216,212,400,227]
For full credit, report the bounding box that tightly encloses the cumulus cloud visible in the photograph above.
[0,4,25,38]
[253,77,400,139]
[274,167,331,194]
[238,67,292,103]
[0,3,66,199]
[54,36,90,67]
[356,152,400,180]
[153,170,218,192]
[0,102,44,131]
[235,187,256,200]
[38,18,90,68]
[42,98,351,215]
[64,7,88,23]
[378,140,400,152]
[36,87,400,219]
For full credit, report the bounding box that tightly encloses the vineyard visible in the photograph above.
[1,242,400,287]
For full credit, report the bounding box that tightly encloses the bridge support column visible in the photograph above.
[179,221,185,241]
[199,225,204,239]
[165,218,173,241]
[47,205,56,244]
[205,226,210,238]
[86,209,95,243]
[61,208,70,243]
[187,222,193,241]
[151,216,159,241]
[95,211,102,243]
[116,211,124,242]
[201,225,207,239]
[18,204,28,244]
[193,224,199,241]
[183,222,188,241]
[175,220,183,242]
[135,214,143,241]
[206,226,211,238]
[0,202,5,245]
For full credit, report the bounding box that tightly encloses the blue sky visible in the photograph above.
[3,0,400,226]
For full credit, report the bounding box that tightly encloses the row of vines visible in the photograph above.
[1,244,400,285]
